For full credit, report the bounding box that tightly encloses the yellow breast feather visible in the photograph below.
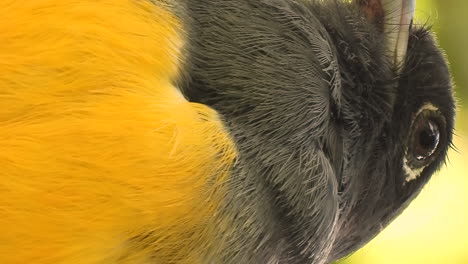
[0,1,236,263]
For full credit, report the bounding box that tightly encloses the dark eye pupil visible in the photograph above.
[406,108,446,172]
[415,120,440,161]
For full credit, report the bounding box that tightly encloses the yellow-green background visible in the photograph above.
[338,1,468,264]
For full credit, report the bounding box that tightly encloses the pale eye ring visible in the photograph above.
[403,104,446,182]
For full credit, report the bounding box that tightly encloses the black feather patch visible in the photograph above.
[180,0,455,263]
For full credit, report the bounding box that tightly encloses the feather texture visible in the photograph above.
[0,1,455,263]
[0,1,235,263]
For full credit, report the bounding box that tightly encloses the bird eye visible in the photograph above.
[412,118,440,161]
[404,104,446,182]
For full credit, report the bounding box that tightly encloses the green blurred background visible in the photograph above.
[338,1,468,264]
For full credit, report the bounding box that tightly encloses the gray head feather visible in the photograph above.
[180,0,455,263]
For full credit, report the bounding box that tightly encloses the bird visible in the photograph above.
[0,0,455,264]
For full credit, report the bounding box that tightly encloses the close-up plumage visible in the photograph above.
[0,0,460,264]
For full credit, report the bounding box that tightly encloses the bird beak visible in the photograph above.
[383,0,415,69]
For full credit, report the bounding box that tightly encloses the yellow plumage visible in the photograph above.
[0,1,236,263]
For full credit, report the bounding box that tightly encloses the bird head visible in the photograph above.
[183,0,455,262]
